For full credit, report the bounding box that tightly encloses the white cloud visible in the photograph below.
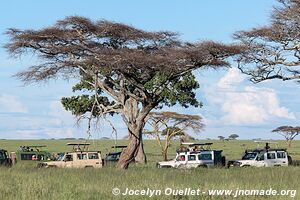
[0,94,27,113]
[48,100,75,126]
[205,68,295,125]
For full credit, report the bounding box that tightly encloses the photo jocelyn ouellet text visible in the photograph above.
[112,187,297,198]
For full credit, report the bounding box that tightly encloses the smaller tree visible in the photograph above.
[218,136,225,141]
[272,126,300,147]
[228,134,239,140]
[145,112,204,161]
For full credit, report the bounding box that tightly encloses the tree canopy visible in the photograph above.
[235,0,300,83]
[272,125,300,147]
[5,16,241,169]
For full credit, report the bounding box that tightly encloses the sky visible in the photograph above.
[0,0,299,140]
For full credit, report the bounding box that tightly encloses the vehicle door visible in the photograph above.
[88,152,102,167]
[265,152,277,167]
[276,151,288,166]
[64,154,74,168]
[75,153,88,168]
[175,154,187,167]
[255,152,265,167]
[187,154,198,168]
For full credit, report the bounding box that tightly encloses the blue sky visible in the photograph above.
[0,0,299,140]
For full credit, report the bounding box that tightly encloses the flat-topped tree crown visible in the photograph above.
[235,0,300,83]
[5,16,241,169]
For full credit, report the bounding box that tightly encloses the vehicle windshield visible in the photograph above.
[242,152,258,160]
[0,152,5,160]
[55,153,65,161]
[106,153,120,161]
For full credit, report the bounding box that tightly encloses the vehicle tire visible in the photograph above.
[288,156,293,165]
[226,162,231,169]
[47,165,56,168]
[198,164,208,168]
[37,163,44,168]
[221,156,226,167]
[6,158,13,167]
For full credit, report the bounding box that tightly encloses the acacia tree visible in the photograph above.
[235,0,300,82]
[5,16,240,169]
[228,134,239,140]
[272,126,300,147]
[218,136,225,141]
[145,112,204,161]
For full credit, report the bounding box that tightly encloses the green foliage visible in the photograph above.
[228,134,239,140]
[145,71,201,108]
[63,71,201,117]
[61,80,115,116]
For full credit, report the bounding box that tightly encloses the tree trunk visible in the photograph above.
[135,138,147,164]
[117,97,154,169]
[117,132,140,169]
[162,150,168,161]
[287,139,292,147]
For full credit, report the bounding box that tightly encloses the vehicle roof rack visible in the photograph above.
[246,148,287,152]
[111,145,127,149]
[67,143,91,146]
[27,145,47,148]
[181,142,213,146]
[178,142,213,152]
[67,143,90,151]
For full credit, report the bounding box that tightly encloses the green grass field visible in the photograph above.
[0,139,299,200]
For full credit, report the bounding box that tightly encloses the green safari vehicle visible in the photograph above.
[16,145,52,161]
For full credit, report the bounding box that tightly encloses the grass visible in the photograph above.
[0,139,299,200]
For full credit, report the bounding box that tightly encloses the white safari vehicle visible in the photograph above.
[157,142,226,169]
[228,141,292,167]
[38,143,103,169]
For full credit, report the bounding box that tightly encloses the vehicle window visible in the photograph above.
[177,155,186,161]
[37,155,44,161]
[55,153,65,161]
[20,154,36,160]
[106,154,117,161]
[242,152,257,160]
[198,153,212,160]
[267,153,276,159]
[0,152,5,160]
[277,152,286,159]
[88,153,99,159]
[188,155,196,161]
[65,155,73,161]
[77,154,87,160]
[257,153,264,161]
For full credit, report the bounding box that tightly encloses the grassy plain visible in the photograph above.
[0,139,299,200]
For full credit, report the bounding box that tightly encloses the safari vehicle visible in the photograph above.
[16,145,51,161]
[104,146,127,165]
[0,149,12,166]
[38,143,103,168]
[157,142,226,169]
[228,141,292,167]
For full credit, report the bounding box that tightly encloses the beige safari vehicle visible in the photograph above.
[38,143,103,168]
